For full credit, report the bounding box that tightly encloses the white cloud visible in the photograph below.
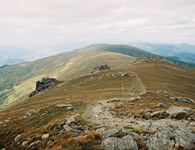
[0,0,194,50]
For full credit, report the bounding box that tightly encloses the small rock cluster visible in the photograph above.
[56,103,73,110]
[134,56,165,64]
[29,77,57,97]
[118,72,134,77]
[91,64,110,74]
[170,96,195,103]
[58,114,91,137]
[23,108,43,118]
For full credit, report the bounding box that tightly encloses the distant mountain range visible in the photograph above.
[1,42,195,67]
[0,46,62,66]
[128,42,195,67]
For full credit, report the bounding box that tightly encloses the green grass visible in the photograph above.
[0,51,135,109]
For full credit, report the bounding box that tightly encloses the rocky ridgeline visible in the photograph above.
[91,64,110,74]
[87,91,195,150]
[134,56,166,65]
[29,77,57,97]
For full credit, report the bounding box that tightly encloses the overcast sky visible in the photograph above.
[0,0,195,52]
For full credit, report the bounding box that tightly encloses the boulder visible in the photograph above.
[29,77,57,97]
[166,105,193,119]
[155,103,166,108]
[91,64,110,74]
[25,110,35,117]
[183,97,195,103]
[130,96,141,102]
[147,129,195,150]
[22,141,29,146]
[170,97,175,101]
[63,124,72,131]
[101,135,138,150]
[42,133,49,140]
[170,96,194,103]
[27,140,40,149]
[101,128,127,139]
[121,73,134,77]
[56,104,72,108]
[15,134,21,141]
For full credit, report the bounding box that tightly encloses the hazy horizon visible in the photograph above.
[0,0,195,49]
[0,0,195,65]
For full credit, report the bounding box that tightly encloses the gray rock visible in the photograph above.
[29,77,57,97]
[67,107,73,110]
[46,140,53,146]
[170,97,176,100]
[101,135,138,150]
[22,141,29,146]
[25,110,35,117]
[63,124,72,131]
[121,135,138,150]
[129,132,142,141]
[173,97,195,103]
[76,126,91,132]
[155,103,166,108]
[101,128,126,139]
[176,97,183,101]
[42,133,49,140]
[27,140,40,149]
[15,134,21,141]
[183,97,195,103]
[91,64,110,74]
[139,103,148,107]
[139,92,146,95]
[147,129,195,150]
[166,105,193,119]
[58,122,66,129]
[130,96,141,102]
[56,104,72,108]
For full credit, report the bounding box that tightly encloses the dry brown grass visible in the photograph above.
[0,59,195,149]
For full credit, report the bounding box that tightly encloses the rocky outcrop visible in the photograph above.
[91,64,110,74]
[101,135,138,150]
[166,105,193,119]
[170,96,195,103]
[147,129,195,150]
[134,56,165,65]
[29,77,57,97]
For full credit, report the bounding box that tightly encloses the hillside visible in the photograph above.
[128,42,195,67]
[0,57,195,150]
[0,51,136,109]
[165,56,195,67]
[78,44,155,58]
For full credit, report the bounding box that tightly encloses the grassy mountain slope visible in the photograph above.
[77,44,155,58]
[6,58,195,112]
[0,56,195,150]
[99,44,156,57]
[0,51,135,109]
[165,56,195,67]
